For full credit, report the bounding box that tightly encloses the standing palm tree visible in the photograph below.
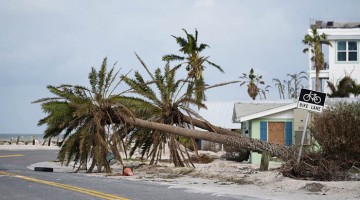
[33,58,130,173]
[240,68,265,100]
[287,71,308,99]
[303,28,331,91]
[273,78,285,99]
[163,29,224,101]
[283,80,293,99]
[259,85,271,100]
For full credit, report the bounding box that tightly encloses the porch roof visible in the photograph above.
[234,101,297,122]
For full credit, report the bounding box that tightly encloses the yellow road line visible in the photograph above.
[0,154,24,158]
[0,171,129,200]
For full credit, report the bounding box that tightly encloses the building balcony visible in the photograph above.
[311,62,329,71]
[309,62,330,79]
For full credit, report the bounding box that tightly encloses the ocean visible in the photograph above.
[0,133,44,141]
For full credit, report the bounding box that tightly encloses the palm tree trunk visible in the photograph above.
[122,116,293,161]
[180,114,240,138]
[294,79,298,99]
[315,68,320,91]
[277,86,283,99]
[315,44,322,92]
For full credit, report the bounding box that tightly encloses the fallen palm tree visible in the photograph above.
[34,57,294,172]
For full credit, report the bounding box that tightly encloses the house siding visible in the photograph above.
[250,118,294,164]
[329,40,360,90]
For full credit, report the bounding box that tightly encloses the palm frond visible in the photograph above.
[89,67,98,93]
[205,60,224,73]
[135,52,155,80]
[198,43,209,52]
[162,54,185,62]
[97,57,108,95]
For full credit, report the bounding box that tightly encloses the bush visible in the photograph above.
[282,102,360,181]
[312,102,360,162]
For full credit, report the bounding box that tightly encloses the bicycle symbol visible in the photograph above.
[303,91,322,104]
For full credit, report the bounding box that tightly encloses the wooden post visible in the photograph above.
[260,150,270,171]
[16,136,20,145]
[32,136,35,145]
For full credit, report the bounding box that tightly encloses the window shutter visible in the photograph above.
[285,122,293,145]
[260,121,267,141]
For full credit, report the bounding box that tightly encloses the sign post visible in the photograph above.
[296,89,326,164]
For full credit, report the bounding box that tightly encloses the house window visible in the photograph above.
[337,41,358,62]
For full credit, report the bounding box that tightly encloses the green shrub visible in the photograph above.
[282,102,360,181]
[312,102,360,162]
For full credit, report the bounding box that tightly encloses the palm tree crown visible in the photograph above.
[240,68,265,100]
[122,59,205,167]
[33,58,130,173]
[287,71,308,99]
[163,29,223,101]
[327,76,357,97]
[303,28,331,91]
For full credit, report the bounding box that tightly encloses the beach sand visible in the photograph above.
[2,144,358,200]
[106,158,360,200]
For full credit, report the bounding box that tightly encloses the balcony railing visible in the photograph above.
[311,62,329,71]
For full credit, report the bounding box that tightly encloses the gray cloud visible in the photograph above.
[1,0,359,133]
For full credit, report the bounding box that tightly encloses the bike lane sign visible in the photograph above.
[297,89,326,113]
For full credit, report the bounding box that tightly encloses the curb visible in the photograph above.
[34,167,54,172]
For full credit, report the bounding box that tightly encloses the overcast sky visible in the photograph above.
[1,0,359,134]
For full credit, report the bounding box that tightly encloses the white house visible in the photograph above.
[307,21,360,93]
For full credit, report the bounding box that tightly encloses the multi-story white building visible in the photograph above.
[307,21,360,93]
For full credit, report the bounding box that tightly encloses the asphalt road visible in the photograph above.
[0,150,262,200]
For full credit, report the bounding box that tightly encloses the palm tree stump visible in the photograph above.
[260,150,270,171]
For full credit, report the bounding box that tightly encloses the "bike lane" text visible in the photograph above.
[298,102,322,112]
